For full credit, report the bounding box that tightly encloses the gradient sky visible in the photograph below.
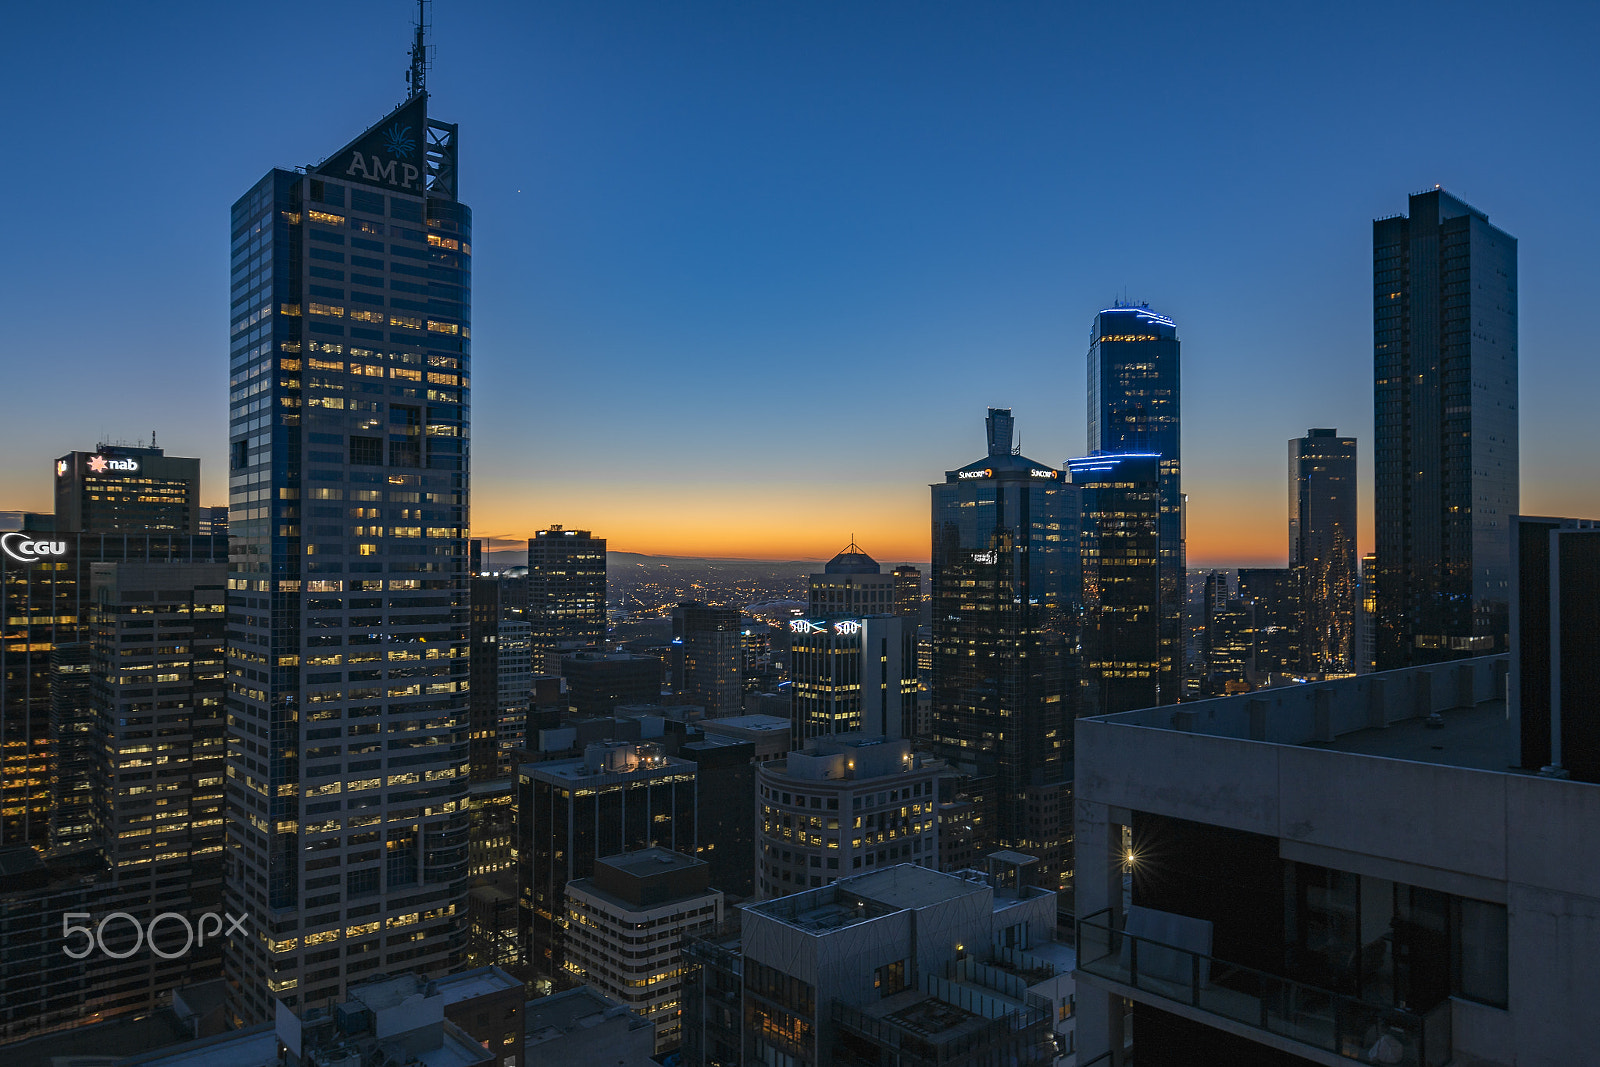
[6,1,1599,565]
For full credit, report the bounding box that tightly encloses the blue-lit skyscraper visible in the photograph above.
[223,38,471,1021]
[930,408,1077,889]
[1086,305,1183,704]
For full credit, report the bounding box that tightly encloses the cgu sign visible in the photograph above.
[2,533,68,564]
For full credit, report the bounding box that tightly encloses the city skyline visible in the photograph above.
[6,1,1600,565]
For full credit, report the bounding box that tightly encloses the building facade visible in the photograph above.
[756,734,941,899]
[685,862,1065,1067]
[1374,189,1518,669]
[1072,452,1169,714]
[1072,654,1596,1067]
[930,409,1075,890]
[469,572,531,781]
[54,445,201,535]
[673,601,743,717]
[1290,428,1357,675]
[518,741,697,987]
[222,81,472,1022]
[527,527,607,657]
[1087,305,1184,697]
[788,614,916,742]
[564,848,724,1053]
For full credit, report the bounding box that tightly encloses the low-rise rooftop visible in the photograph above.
[1097,655,1519,774]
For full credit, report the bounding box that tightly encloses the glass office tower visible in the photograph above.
[223,84,471,1021]
[930,408,1076,889]
[1087,306,1183,700]
[1373,189,1517,668]
[1071,452,1169,713]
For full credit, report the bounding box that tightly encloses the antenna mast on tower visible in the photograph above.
[407,0,431,98]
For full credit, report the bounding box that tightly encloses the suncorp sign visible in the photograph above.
[2,533,67,564]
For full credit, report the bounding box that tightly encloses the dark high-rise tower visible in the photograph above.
[930,408,1076,889]
[1373,189,1517,668]
[1071,452,1169,712]
[1088,306,1183,695]
[1290,429,1357,674]
[222,28,470,1020]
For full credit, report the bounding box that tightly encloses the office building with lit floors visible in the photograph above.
[930,408,1076,892]
[807,540,899,615]
[222,51,471,1022]
[757,734,941,898]
[518,741,697,989]
[0,558,229,1044]
[1072,452,1172,713]
[1291,429,1357,675]
[54,444,201,534]
[788,614,917,742]
[564,848,724,1053]
[1071,649,1600,1067]
[1373,189,1518,669]
[1088,305,1185,699]
[527,526,606,663]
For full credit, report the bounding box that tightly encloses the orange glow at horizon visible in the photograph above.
[470,478,1376,567]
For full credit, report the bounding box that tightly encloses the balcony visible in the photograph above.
[1076,908,1450,1067]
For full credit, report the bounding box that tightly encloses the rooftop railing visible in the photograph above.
[1075,908,1450,1067]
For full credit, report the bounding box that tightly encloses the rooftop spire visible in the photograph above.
[407,0,430,99]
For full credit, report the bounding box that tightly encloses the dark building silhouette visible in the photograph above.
[1088,305,1184,694]
[931,408,1076,889]
[1238,567,1300,681]
[1290,429,1357,675]
[469,572,531,780]
[672,601,743,716]
[1511,515,1600,782]
[1374,189,1518,669]
[563,651,664,717]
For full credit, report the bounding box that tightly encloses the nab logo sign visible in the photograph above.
[2,533,67,564]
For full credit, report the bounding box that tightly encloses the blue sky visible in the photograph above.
[4,0,1598,562]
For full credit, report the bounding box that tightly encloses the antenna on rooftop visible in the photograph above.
[406,0,431,98]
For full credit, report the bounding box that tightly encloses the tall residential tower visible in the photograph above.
[1373,189,1517,668]
[222,40,471,1021]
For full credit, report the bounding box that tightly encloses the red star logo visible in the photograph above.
[88,455,108,473]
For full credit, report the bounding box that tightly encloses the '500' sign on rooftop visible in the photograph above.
[2,534,67,564]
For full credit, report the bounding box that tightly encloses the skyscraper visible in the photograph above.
[1087,304,1183,692]
[1071,451,1170,712]
[930,408,1075,889]
[1374,188,1518,668]
[222,29,471,1020]
[1290,428,1357,674]
[527,526,607,665]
